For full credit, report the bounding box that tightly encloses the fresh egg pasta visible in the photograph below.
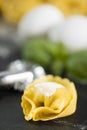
[21,75,77,121]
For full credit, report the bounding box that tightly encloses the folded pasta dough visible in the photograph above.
[21,75,77,121]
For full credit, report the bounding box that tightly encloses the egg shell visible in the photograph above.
[48,15,87,51]
[18,4,64,39]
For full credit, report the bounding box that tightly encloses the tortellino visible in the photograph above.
[21,75,77,121]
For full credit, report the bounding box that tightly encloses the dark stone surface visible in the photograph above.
[0,83,87,130]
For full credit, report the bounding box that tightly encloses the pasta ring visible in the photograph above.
[21,75,77,121]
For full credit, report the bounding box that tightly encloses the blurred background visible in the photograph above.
[0,0,87,84]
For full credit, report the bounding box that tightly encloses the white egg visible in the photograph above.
[18,4,64,39]
[48,15,87,51]
[48,22,63,42]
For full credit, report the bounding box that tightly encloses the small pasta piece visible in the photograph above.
[21,75,77,121]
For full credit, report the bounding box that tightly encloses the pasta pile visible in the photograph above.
[1,0,44,24]
[47,0,87,16]
[0,0,87,25]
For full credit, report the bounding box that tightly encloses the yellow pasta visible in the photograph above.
[1,0,44,25]
[21,75,77,121]
[47,0,87,16]
[0,0,2,10]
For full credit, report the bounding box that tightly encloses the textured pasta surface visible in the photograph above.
[21,75,77,121]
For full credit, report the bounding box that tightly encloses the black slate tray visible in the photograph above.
[0,83,87,130]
